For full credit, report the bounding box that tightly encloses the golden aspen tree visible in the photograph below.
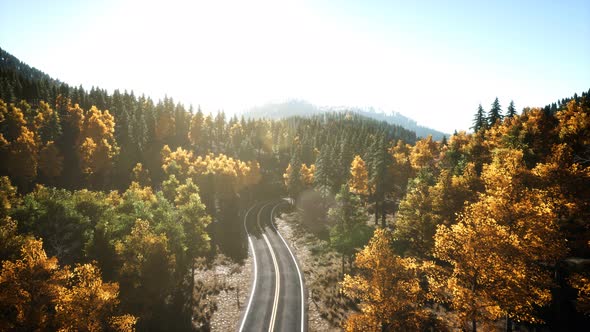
[0,238,65,331]
[0,103,38,185]
[33,101,61,144]
[283,163,293,187]
[557,100,590,142]
[410,135,438,170]
[300,163,315,187]
[55,263,137,331]
[7,126,38,183]
[342,228,429,331]
[0,216,27,261]
[0,101,26,141]
[161,146,194,181]
[64,103,84,137]
[431,149,567,331]
[0,176,18,215]
[349,155,369,196]
[570,241,590,316]
[77,106,117,179]
[0,238,136,331]
[0,176,26,260]
[556,99,590,164]
[388,140,413,193]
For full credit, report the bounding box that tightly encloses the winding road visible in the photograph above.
[239,200,306,332]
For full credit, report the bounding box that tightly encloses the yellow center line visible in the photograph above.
[264,233,280,332]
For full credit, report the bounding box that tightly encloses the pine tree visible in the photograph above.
[369,135,391,227]
[472,104,487,132]
[314,145,334,194]
[328,184,372,275]
[488,97,503,125]
[506,100,517,118]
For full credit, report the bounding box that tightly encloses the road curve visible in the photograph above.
[239,200,306,332]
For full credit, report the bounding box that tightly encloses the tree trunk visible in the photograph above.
[341,253,345,277]
[505,313,512,332]
[374,200,379,225]
[190,260,195,321]
[381,199,386,228]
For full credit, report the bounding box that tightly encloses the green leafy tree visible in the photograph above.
[115,219,175,329]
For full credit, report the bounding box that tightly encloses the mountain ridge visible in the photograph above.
[243,99,448,140]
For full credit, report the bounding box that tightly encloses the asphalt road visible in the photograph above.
[238,200,306,332]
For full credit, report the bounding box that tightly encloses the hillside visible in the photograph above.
[244,99,448,140]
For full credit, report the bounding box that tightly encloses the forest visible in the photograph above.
[1,46,590,331]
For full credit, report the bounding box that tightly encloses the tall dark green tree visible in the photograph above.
[328,184,372,275]
[488,97,503,125]
[314,144,335,195]
[368,135,391,227]
[472,104,487,132]
[506,100,517,118]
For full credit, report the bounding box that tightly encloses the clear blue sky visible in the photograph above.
[1,0,589,133]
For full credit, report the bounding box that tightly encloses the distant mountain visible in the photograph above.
[243,99,448,140]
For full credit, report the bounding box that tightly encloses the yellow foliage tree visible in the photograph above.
[55,263,137,331]
[7,126,38,184]
[283,163,293,187]
[77,106,118,179]
[0,238,64,330]
[300,163,315,187]
[348,155,369,196]
[342,228,429,331]
[388,140,413,195]
[556,100,590,149]
[570,253,590,316]
[0,239,135,331]
[410,135,438,170]
[0,176,19,218]
[431,149,567,331]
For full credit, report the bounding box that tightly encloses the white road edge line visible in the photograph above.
[238,203,262,332]
[264,233,280,332]
[270,200,305,332]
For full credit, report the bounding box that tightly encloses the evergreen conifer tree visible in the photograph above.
[506,100,517,118]
[472,104,487,132]
[488,97,503,125]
